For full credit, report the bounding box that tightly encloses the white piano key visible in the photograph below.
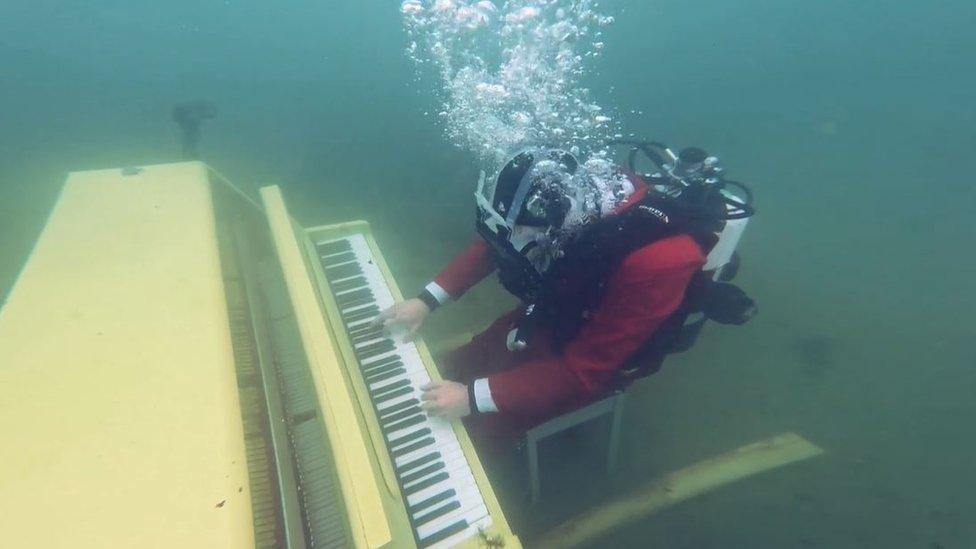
[436,450,471,473]
[446,482,484,512]
[368,372,410,393]
[407,477,478,516]
[360,350,400,369]
[377,399,422,423]
[380,413,425,436]
[418,495,486,539]
[384,415,428,438]
[416,502,488,542]
[401,369,433,397]
[333,282,369,295]
[343,314,376,331]
[387,427,431,452]
[393,360,427,381]
[395,444,462,471]
[325,254,356,263]
[424,417,462,449]
[449,486,486,515]
[376,393,420,416]
[353,336,387,350]
[400,433,460,471]
[406,470,476,508]
[340,302,377,317]
[389,358,426,379]
[427,515,494,549]
[395,450,452,477]
[400,451,468,492]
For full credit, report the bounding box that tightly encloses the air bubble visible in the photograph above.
[402,0,620,167]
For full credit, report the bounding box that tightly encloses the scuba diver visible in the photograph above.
[171,99,216,160]
[373,142,756,439]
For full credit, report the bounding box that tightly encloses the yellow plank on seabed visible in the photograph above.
[536,431,825,548]
[0,162,254,548]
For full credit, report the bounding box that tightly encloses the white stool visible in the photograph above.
[524,391,626,502]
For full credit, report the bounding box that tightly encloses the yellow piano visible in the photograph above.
[0,162,520,549]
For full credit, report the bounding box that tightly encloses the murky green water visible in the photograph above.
[2,1,973,547]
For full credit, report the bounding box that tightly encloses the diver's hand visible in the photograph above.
[371,298,430,342]
[420,380,471,419]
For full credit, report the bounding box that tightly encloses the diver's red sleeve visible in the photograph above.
[486,234,705,418]
[431,240,496,299]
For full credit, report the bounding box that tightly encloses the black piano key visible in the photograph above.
[353,329,385,346]
[360,343,397,363]
[350,326,386,345]
[351,323,384,338]
[335,286,371,304]
[419,519,468,548]
[407,488,456,516]
[363,360,403,378]
[391,437,434,458]
[378,405,421,426]
[342,295,376,310]
[388,427,431,449]
[353,334,383,348]
[350,318,380,330]
[360,354,400,371]
[342,305,380,326]
[317,239,351,255]
[365,367,406,385]
[336,288,373,308]
[403,471,450,497]
[321,250,356,267]
[373,386,412,404]
[369,378,410,397]
[400,461,445,486]
[356,339,396,360]
[413,500,462,528]
[378,398,419,417]
[343,305,380,324]
[325,262,361,281]
[382,413,426,436]
[349,330,386,347]
[331,276,367,293]
[336,288,376,310]
[396,452,440,476]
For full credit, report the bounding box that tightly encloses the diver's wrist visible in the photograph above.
[416,289,440,312]
[467,382,479,415]
[418,281,452,312]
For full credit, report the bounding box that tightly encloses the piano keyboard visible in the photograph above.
[316,235,492,548]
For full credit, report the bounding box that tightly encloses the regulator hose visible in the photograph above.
[607,139,756,220]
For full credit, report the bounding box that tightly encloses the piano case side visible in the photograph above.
[259,185,407,548]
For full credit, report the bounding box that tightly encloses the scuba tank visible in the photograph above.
[608,140,757,380]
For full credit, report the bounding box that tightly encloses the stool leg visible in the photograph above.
[607,397,625,473]
[527,432,541,503]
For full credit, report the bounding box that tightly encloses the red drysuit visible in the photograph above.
[434,179,705,428]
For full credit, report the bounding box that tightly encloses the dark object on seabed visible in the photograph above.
[792,334,840,370]
[171,100,217,160]
[702,282,757,325]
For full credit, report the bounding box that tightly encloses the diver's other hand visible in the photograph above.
[420,380,470,419]
[371,298,430,342]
